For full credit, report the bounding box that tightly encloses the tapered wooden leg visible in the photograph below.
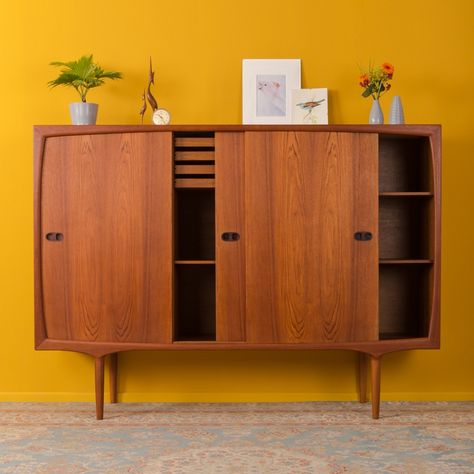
[370,355,382,419]
[109,353,118,404]
[357,352,368,403]
[95,356,105,420]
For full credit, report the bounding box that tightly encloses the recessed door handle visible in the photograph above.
[354,231,373,241]
[221,232,240,242]
[45,232,64,242]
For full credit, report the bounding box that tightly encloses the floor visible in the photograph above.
[0,402,473,473]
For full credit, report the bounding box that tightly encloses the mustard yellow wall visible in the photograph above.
[0,0,473,402]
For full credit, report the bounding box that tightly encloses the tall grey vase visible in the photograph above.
[389,96,405,124]
[369,99,384,124]
[69,102,98,125]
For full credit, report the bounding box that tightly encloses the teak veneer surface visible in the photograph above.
[40,132,173,343]
[215,133,246,342]
[244,132,378,343]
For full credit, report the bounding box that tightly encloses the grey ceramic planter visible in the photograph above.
[69,102,98,125]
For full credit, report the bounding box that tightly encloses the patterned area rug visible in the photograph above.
[0,402,473,473]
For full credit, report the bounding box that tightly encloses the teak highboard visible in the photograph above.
[34,125,441,419]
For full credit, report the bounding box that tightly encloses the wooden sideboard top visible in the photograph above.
[34,124,441,138]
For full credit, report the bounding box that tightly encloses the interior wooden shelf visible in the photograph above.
[173,338,217,343]
[379,192,433,197]
[379,332,416,340]
[175,260,216,265]
[175,164,215,175]
[379,259,433,265]
[175,178,215,188]
[175,137,215,147]
[175,151,215,161]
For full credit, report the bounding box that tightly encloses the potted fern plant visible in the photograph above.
[48,54,122,125]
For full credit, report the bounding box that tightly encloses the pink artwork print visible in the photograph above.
[256,75,286,116]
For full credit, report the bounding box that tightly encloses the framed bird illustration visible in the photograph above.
[291,88,328,124]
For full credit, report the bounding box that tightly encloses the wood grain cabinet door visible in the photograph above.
[40,132,173,343]
[244,131,378,343]
[215,133,246,342]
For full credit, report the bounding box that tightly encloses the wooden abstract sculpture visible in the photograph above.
[139,58,159,123]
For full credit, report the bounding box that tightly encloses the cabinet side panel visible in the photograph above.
[34,130,48,347]
[215,133,246,341]
[428,128,441,344]
[245,132,378,343]
[40,132,172,343]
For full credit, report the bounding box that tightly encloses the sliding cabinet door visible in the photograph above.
[40,132,173,343]
[244,131,378,343]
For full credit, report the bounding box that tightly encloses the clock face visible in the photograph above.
[152,108,171,125]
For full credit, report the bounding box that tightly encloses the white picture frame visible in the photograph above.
[291,88,328,124]
[242,59,301,124]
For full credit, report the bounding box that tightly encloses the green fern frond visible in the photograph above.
[48,54,122,102]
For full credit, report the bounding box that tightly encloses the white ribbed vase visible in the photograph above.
[389,96,405,124]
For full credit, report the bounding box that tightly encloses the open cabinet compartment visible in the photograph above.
[379,135,432,192]
[174,159,216,341]
[379,264,432,339]
[174,264,216,341]
[174,188,216,341]
[175,189,215,261]
[379,197,432,260]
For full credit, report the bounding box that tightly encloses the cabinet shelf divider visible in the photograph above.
[175,178,215,188]
[379,192,433,197]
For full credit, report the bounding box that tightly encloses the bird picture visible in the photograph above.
[296,98,326,123]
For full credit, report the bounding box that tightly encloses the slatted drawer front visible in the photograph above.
[174,133,215,188]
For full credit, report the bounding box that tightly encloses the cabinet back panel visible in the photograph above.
[379,198,431,259]
[40,133,173,343]
[175,265,216,341]
[379,136,431,192]
[379,265,430,339]
[176,189,215,260]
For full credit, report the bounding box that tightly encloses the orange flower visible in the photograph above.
[359,62,395,99]
[381,63,394,79]
[359,74,369,87]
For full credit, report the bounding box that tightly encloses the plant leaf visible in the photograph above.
[48,54,122,100]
